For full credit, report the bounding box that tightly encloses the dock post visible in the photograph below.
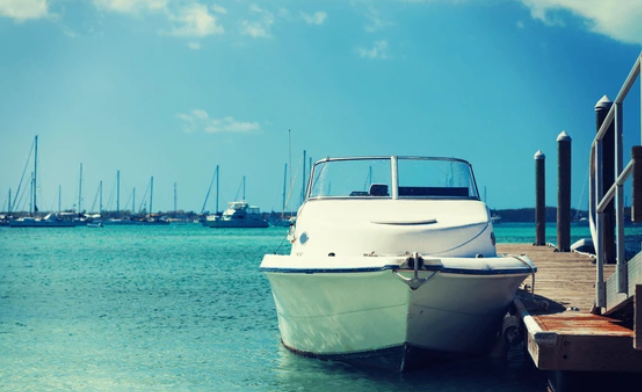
[535,150,546,246]
[596,95,616,263]
[557,131,572,252]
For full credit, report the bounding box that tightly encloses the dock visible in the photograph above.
[497,244,642,390]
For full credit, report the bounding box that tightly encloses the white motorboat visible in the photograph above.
[203,201,269,228]
[260,156,536,371]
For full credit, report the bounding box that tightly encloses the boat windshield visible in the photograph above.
[310,158,392,198]
[308,157,479,200]
[397,157,478,199]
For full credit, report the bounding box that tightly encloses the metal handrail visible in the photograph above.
[590,51,642,309]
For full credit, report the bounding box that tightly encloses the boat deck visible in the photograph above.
[496,244,642,374]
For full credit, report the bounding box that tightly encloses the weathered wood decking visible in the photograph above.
[498,244,615,312]
[496,244,642,375]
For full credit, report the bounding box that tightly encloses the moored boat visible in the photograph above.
[10,213,76,228]
[203,201,269,228]
[260,156,536,371]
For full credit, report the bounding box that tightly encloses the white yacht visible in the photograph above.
[260,156,535,371]
[203,201,269,228]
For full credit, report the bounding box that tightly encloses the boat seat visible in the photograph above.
[369,184,389,196]
[398,186,469,197]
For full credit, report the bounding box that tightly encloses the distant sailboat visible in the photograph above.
[10,136,75,228]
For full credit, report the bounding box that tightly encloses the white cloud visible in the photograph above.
[241,20,270,38]
[178,110,260,134]
[516,20,525,29]
[94,0,169,14]
[364,6,392,32]
[517,0,642,45]
[187,41,201,50]
[0,0,49,21]
[241,4,274,38]
[356,40,390,59]
[169,3,224,37]
[301,11,326,25]
[211,4,226,14]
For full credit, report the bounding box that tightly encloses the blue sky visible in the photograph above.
[1,0,641,214]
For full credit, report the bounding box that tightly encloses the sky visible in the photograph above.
[1,0,642,214]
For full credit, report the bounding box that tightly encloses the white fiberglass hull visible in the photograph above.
[261,254,534,370]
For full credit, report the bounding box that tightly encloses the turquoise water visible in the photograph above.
[0,224,590,391]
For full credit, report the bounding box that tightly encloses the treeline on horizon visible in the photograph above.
[490,207,631,223]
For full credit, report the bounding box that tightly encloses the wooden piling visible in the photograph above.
[535,150,546,246]
[557,132,572,252]
[596,96,616,263]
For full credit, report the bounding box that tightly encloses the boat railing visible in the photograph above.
[589,50,642,311]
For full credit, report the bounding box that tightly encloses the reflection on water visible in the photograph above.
[273,344,546,392]
[0,224,552,391]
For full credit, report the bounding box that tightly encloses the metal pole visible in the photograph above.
[614,102,628,293]
[557,132,572,252]
[596,137,606,309]
[596,95,616,264]
[535,151,546,246]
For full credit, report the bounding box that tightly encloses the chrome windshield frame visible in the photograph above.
[306,156,480,201]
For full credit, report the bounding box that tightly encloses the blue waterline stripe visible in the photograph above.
[260,265,536,275]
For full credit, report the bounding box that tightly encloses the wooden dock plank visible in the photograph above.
[497,244,615,312]
[500,244,642,373]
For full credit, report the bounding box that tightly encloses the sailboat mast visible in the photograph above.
[132,187,136,214]
[117,170,120,213]
[242,175,246,201]
[149,176,154,216]
[216,165,219,214]
[29,172,34,215]
[301,150,306,203]
[288,129,292,214]
[58,185,61,214]
[78,163,83,215]
[174,182,177,212]
[99,181,103,215]
[34,136,38,214]
[8,188,11,215]
[282,163,287,215]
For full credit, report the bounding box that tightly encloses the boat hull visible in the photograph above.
[9,221,76,228]
[261,257,531,371]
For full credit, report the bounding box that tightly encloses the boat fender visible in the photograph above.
[502,315,522,345]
